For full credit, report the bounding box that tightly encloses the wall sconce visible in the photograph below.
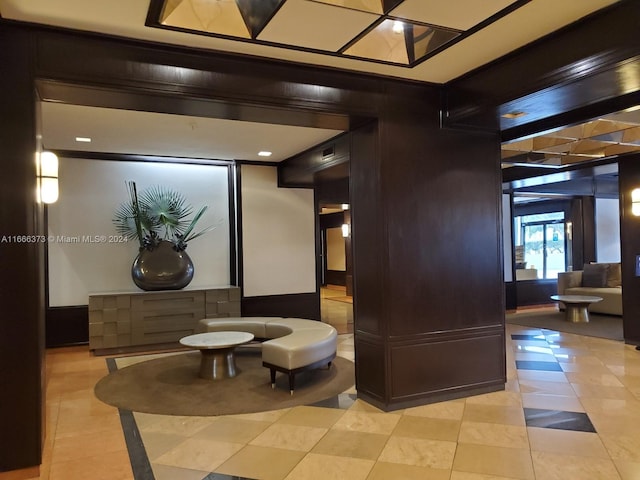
[341,223,350,238]
[39,151,59,204]
[633,188,640,216]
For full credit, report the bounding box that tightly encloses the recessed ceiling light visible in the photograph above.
[75,137,92,142]
[392,21,404,34]
[258,151,272,157]
[501,111,528,119]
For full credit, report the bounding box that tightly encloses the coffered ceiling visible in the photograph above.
[151,0,502,67]
[502,107,640,170]
[0,0,621,84]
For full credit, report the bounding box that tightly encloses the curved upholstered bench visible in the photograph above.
[198,317,337,394]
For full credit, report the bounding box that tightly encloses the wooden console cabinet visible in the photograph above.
[88,286,241,351]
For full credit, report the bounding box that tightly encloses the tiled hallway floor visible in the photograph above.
[321,285,353,334]
[8,313,640,480]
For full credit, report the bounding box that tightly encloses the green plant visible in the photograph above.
[113,181,213,251]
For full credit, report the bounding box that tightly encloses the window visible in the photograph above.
[514,212,566,279]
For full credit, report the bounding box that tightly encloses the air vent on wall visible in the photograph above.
[322,146,334,159]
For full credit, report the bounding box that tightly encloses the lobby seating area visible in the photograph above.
[557,263,623,316]
[199,316,338,393]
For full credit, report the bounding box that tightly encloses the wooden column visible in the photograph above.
[0,25,44,471]
[351,100,506,410]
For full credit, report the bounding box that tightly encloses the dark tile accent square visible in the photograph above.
[311,392,357,409]
[516,360,563,372]
[106,357,118,373]
[524,408,596,433]
[511,334,547,341]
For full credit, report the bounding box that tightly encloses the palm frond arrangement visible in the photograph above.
[113,181,214,251]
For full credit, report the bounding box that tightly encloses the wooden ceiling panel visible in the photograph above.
[502,149,527,159]
[502,138,534,152]
[569,139,609,155]
[531,136,575,151]
[622,126,640,145]
[544,124,583,140]
[604,144,640,156]
[582,119,635,138]
[533,140,576,154]
[501,106,640,169]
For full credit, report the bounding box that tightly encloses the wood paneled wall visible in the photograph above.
[618,155,640,344]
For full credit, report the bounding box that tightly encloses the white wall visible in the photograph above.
[241,165,316,297]
[595,197,621,263]
[47,158,230,306]
[326,227,346,271]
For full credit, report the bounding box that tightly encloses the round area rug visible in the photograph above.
[94,350,354,416]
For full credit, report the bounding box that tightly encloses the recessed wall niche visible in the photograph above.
[47,157,230,306]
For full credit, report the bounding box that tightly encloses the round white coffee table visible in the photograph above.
[179,331,254,380]
[550,294,603,323]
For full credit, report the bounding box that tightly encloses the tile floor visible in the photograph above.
[321,285,353,334]
[6,300,640,480]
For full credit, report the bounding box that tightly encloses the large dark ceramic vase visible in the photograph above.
[131,240,194,291]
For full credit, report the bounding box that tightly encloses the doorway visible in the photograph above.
[514,211,567,279]
[319,204,353,333]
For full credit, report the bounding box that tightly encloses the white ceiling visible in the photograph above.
[0,0,623,161]
[40,102,343,161]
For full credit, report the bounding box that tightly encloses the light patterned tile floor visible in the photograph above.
[8,302,640,480]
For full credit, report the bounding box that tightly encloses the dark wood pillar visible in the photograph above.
[351,100,506,410]
[0,25,45,471]
[618,155,640,344]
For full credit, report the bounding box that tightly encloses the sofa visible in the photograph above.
[557,262,622,316]
[199,316,337,394]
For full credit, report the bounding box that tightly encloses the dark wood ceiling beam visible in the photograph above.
[36,79,350,131]
[445,0,640,132]
[501,88,640,142]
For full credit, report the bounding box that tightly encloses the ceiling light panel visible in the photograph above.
[344,19,409,64]
[390,0,517,30]
[160,0,251,38]
[344,18,458,65]
[257,0,378,51]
